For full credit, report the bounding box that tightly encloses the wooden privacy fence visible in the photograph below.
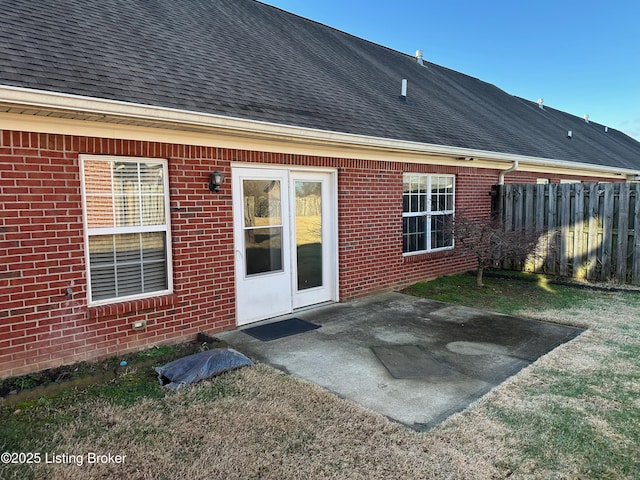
[494,182,640,284]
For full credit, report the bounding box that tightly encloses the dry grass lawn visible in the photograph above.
[3,282,640,479]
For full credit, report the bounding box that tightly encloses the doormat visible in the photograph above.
[242,318,321,342]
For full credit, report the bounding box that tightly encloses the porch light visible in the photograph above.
[208,171,225,192]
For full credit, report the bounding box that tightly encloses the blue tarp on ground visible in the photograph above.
[155,349,253,391]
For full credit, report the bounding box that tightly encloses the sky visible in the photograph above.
[260,0,640,141]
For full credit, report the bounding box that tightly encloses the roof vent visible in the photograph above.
[605,126,609,133]
[567,130,573,139]
[401,79,408,98]
[538,98,544,109]
[584,114,589,124]
[416,49,424,66]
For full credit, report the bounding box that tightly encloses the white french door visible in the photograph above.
[232,167,337,325]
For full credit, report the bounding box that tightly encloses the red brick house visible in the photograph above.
[1,0,639,378]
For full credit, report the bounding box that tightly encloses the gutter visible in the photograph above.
[498,160,519,185]
[0,85,638,178]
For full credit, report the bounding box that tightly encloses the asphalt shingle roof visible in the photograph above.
[1,0,639,170]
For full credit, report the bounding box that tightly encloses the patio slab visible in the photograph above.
[218,292,583,431]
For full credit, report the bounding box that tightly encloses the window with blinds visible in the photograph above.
[81,157,172,304]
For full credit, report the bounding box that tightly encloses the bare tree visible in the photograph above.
[452,213,541,287]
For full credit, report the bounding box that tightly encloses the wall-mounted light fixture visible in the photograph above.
[208,171,225,192]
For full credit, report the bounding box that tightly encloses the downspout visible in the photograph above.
[498,160,519,185]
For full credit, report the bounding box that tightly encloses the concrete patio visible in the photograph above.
[218,292,583,430]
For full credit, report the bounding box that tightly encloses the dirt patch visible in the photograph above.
[0,337,226,406]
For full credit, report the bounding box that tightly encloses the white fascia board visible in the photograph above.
[1,84,637,177]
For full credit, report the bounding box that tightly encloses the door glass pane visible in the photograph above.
[243,180,282,227]
[295,181,322,290]
[245,227,283,275]
[244,179,283,276]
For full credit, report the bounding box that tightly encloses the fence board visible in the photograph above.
[497,182,640,284]
[572,183,585,278]
[601,184,615,279]
[534,185,547,271]
[586,183,600,280]
[546,184,558,273]
[634,185,640,284]
[525,184,535,232]
[616,184,630,282]
[559,184,571,276]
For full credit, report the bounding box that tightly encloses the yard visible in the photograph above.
[1,273,639,479]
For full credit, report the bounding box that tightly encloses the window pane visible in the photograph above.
[140,163,166,225]
[142,232,166,261]
[144,262,168,291]
[85,160,167,229]
[115,234,142,296]
[445,195,453,211]
[89,235,116,300]
[141,232,167,291]
[418,176,427,193]
[113,163,140,227]
[84,160,112,193]
[117,264,143,297]
[419,193,427,212]
[410,194,418,212]
[245,227,283,275]
[84,160,114,228]
[402,216,426,253]
[88,232,168,300]
[141,195,165,225]
[140,162,164,185]
[90,266,117,300]
[410,176,418,193]
[86,195,114,228]
[295,181,323,290]
[243,180,282,227]
[115,234,141,262]
[431,214,454,249]
[115,188,140,227]
[114,162,140,195]
[403,176,411,194]
[431,192,439,212]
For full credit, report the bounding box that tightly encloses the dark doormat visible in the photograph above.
[242,318,321,342]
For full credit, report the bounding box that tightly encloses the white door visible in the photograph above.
[233,167,336,325]
[290,171,335,309]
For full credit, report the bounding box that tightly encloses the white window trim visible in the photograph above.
[402,173,455,255]
[80,155,173,306]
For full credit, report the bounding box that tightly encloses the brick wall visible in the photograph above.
[0,129,617,378]
[0,132,237,378]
